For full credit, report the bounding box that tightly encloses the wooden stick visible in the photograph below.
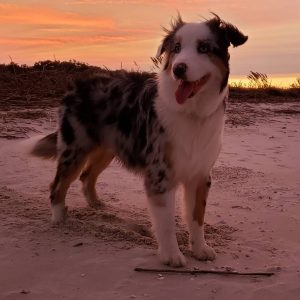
[134,267,275,277]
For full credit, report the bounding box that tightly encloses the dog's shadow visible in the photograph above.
[60,199,236,253]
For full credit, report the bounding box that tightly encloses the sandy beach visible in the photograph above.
[1,97,299,299]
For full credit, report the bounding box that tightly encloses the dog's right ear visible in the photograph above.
[155,35,172,58]
[156,14,184,58]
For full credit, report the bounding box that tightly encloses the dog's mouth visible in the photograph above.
[175,74,210,105]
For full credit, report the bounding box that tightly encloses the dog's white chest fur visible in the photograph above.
[174,110,224,181]
[157,99,225,182]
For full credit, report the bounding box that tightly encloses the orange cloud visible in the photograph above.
[72,0,211,5]
[0,3,115,28]
[0,35,136,49]
[0,2,158,48]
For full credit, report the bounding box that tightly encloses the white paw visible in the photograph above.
[193,244,216,261]
[51,204,68,224]
[159,248,187,267]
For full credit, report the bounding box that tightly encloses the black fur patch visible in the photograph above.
[118,106,135,137]
[62,149,72,158]
[61,114,74,145]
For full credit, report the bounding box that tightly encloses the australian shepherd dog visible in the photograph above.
[31,14,247,267]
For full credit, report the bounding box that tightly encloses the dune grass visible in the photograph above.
[0,60,299,111]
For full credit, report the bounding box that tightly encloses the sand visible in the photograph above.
[1,101,300,300]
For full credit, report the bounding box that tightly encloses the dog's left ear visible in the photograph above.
[207,14,248,48]
[222,22,248,47]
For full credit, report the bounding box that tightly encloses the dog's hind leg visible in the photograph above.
[50,148,88,223]
[183,175,216,261]
[79,148,114,208]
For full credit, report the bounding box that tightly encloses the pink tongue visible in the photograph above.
[175,81,194,104]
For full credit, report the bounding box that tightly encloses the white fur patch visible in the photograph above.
[147,189,186,267]
[189,222,216,260]
[184,182,216,260]
[156,92,225,181]
[51,202,67,223]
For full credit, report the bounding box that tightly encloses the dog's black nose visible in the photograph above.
[173,63,187,79]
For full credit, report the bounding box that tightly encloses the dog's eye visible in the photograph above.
[174,43,181,53]
[197,42,210,54]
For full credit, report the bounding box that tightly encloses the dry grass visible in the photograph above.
[0,60,299,111]
[229,86,300,103]
[290,77,300,88]
[229,71,300,103]
[0,60,103,110]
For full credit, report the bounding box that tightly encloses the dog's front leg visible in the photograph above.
[147,189,186,267]
[183,176,216,261]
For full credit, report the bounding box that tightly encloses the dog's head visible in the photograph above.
[156,14,247,112]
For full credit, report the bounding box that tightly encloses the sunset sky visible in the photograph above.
[1,0,299,85]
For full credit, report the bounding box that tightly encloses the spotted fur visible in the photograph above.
[31,14,247,267]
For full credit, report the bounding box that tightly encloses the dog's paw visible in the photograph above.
[51,204,68,224]
[193,244,216,261]
[159,249,187,267]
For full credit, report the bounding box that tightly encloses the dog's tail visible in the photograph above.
[30,132,58,159]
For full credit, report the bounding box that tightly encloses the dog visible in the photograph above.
[31,14,247,267]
